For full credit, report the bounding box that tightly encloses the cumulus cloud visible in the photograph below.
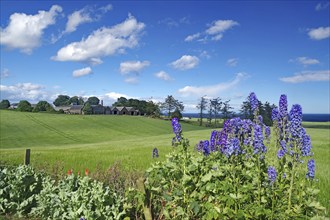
[0,83,49,101]
[170,55,199,70]
[64,8,93,33]
[280,70,330,83]
[72,67,93,77]
[0,5,62,53]
[52,15,145,64]
[308,26,330,40]
[227,58,239,67]
[185,19,238,42]
[104,92,137,101]
[119,60,150,74]
[315,2,330,11]
[178,72,247,97]
[154,71,173,81]
[290,57,320,66]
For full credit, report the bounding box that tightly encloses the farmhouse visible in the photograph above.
[55,104,140,115]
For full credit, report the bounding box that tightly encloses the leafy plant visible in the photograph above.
[145,92,327,219]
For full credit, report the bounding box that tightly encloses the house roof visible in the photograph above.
[70,105,84,110]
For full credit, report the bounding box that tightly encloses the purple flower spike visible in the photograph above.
[279,94,288,118]
[268,166,277,184]
[249,92,259,112]
[171,117,182,141]
[272,107,280,121]
[289,104,302,138]
[203,140,210,156]
[306,159,315,179]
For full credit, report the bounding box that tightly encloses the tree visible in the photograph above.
[196,96,207,126]
[69,96,84,105]
[221,100,233,121]
[87,96,100,105]
[113,97,128,107]
[211,98,222,127]
[240,100,253,120]
[53,95,70,107]
[33,101,54,112]
[17,100,32,112]
[146,101,160,117]
[171,107,182,119]
[161,95,184,117]
[83,103,93,115]
[0,100,10,109]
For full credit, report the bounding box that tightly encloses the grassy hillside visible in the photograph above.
[0,110,329,212]
[0,110,211,172]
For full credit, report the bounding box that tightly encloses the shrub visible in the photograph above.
[145,93,326,219]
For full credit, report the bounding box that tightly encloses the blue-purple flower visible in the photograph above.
[279,94,288,118]
[203,140,210,156]
[301,132,312,156]
[265,126,271,140]
[268,166,277,184]
[152,148,159,158]
[272,107,280,121]
[306,159,315,179]
[277,149,285,159]
[210,130,217,152]
[249,92,259,112]
[253,124,266,154]
[289,104,302,138]
[171,117,182,142]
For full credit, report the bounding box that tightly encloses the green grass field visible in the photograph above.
[0,110,329,214]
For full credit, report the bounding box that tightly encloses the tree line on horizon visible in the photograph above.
[0,94,275,125]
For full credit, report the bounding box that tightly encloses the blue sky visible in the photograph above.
[1,1,329,113]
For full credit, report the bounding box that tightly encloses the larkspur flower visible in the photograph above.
[203,140,210,156]
[289,104,303,138]
[280,140,287,152]
[279,94,288,118]
[171,117,182,142]
[197,140,204,152]
[271,107,280,121]
[231,137,241,156]
[283,173,286,179]
[249,92,259,112]
[258,115,263,124]
[152,148,159,158]
[277,149,285,159]
[210,130,217,151]
[265,126,271,140]
[301,131,312,156]
[306,159,315,179]
[253,124,266,154]
[268,166,277,184]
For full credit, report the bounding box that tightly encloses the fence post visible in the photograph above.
[25,149,30,165]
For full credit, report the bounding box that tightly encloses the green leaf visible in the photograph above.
[201,172,213,183]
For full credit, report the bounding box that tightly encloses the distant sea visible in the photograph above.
[182,113,330,122]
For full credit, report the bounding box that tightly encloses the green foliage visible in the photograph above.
[144,118,327,219]
[53,95,70,107]
[87,96,100,105]
[0,165,144,219]
[32,101,54,113]
[0,100,10,109]
[161,95,184,117]
[113,97,160,116]
[69,96,84,105]
[171,108,182,119]
[82,102,93,115]
[17,100,32,112]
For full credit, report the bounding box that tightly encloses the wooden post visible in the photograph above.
[25,149,30,165]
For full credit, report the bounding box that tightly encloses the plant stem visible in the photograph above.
[288,160,295,211]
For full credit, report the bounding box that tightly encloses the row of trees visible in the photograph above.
[53,95,100,106]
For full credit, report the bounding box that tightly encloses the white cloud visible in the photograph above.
[178,72,247,97]
[0,5,62,54]
[184,33,201,42]
[200,50,211,59]
[291,57,320,66]
[72,67,93,77]
[0,83,49,101]
[227,58,239,67]
[124,77,139,84]
[154,71,173,81]
[206,20,239,35]
[280,70,330,83]
[99,4,113,13]
[315,2,329,11]
[119,60,150,74]
[159,17,190,28]
[64,8,93,33]
[170,55,199,70]
[104,92,137,101]
[308,26,330,40]
[52,15,145,64]
[1,68,10,78]
[185,19,238,42]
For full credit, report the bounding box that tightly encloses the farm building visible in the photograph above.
[54,104,140,115]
